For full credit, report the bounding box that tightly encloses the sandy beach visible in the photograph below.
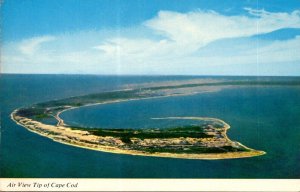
[9,83,270,160]
[11,109,265,160]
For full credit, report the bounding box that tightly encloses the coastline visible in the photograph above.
[11,108,266,160]
[10,82,275,160]
[54,87,224,127]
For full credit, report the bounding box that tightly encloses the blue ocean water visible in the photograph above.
[1,74,300,178]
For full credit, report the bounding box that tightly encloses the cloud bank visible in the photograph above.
[2,8,300,75]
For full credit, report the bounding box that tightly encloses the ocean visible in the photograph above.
[1,74,299,178]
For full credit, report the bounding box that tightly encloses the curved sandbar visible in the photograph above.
[11,80,268,159]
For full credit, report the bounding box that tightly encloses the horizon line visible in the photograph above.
[1,73,300,77]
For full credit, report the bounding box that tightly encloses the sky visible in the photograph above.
[1,0,300,75]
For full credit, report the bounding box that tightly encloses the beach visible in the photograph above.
[11,108,265,160]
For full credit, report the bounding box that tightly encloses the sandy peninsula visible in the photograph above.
[11,109,265,160]
[10,79,270,159]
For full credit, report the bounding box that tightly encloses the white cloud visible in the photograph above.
[18,35,56,55]
[2,8,300,75]
[145,9,300,47]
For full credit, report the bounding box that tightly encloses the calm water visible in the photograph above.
[1,74,300,178]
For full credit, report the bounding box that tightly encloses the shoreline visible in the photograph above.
[10,83,269,160]
[11,109,266,160]
[54,87,223,127]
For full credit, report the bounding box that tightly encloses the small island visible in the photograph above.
[13,79,295,159]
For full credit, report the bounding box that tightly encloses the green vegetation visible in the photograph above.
[35,114,50,119]
[16,107,46,117]
[120,136,132,144]
[84,125,213,140]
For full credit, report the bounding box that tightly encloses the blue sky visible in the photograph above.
[2,0,300,75]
